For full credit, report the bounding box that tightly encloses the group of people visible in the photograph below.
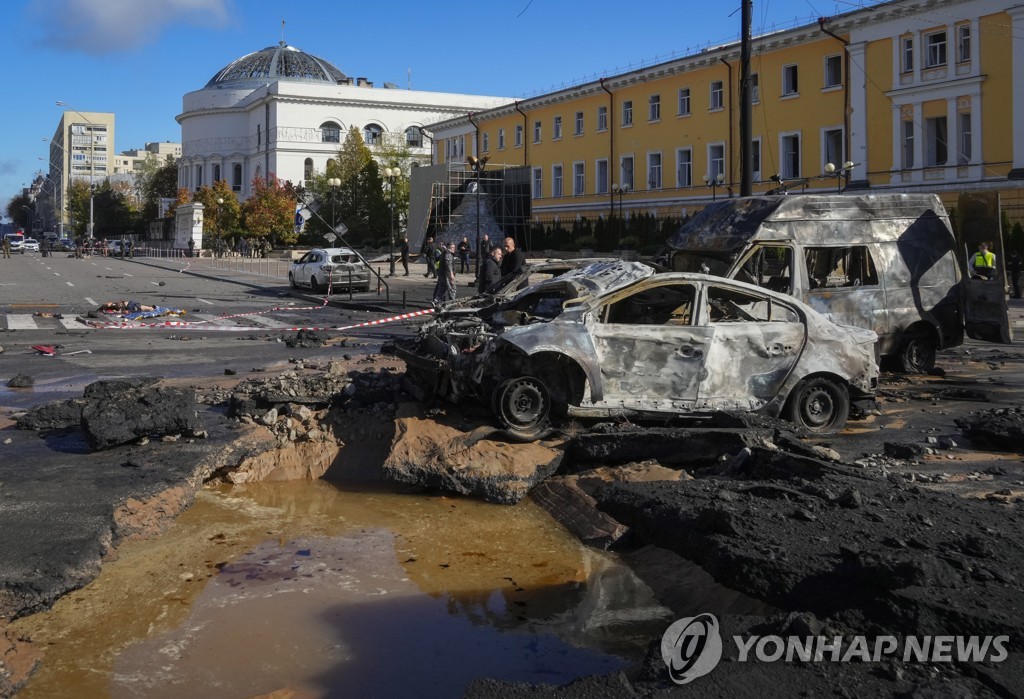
[417,234,526,305]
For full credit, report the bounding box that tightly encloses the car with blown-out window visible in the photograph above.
[289,247,371,293]
[396,260,879,439]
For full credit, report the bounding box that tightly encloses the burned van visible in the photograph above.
[664,193,1010,372]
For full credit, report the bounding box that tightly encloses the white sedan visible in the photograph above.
[23,238,40,252]
[289,247,371,293]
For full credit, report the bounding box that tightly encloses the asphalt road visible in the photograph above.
[0,252,424,410]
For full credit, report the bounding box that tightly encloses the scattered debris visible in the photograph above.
[6,374,34,388]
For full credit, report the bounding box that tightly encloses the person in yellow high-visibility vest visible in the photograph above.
[970,242,996,280]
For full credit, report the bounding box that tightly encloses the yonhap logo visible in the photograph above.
[660,613,723,684]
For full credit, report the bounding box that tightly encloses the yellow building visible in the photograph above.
[425,0,1024,235]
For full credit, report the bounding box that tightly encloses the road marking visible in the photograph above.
[124,273,133,277]
[192,313,241,326]
[58,317,82,331]
[150,281,161,286]
[246,315,290,328]
[85,297,97,306]
[66,282,74,287]
[54,272,61,277]
[197,298,215,305]
[6,314,39,330]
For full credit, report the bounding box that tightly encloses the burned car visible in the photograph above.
[397,261,878,439]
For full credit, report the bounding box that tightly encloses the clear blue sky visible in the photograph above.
[0,0,879,217]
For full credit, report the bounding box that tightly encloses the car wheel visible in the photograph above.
[493,376,551,441]
[897,333,936,374]
[310,276,321,294]
[785,377,850,434]
[288,272,298,289]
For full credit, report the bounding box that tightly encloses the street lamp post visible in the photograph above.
[611,183,629,241]
[466,155,489,278]
[823,161,856,193]
[20,206,34,237]
[703,173,725,200]
[383,168,402,276]
[327,177,341,234]
[56,101,97,241]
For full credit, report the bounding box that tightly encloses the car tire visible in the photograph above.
[785,377,850,434]
[493,376,551,441]
[897,333,936,374]
[288,272,298,289]
[310,277,321,294]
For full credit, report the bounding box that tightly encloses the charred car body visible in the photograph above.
[663,193,1010,372]
[397,261,878,439]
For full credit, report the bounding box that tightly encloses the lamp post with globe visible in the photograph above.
[383,168,401,276]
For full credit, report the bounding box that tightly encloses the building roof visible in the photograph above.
[205,41,347,88]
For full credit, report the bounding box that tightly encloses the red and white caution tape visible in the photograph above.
[79,308,434,332]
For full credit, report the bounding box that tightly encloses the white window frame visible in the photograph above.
[622,100,633,126]
[596,158,609,194]
[925,30,947,68]
[925,116,948,166]
[498,128,506,150]
[647,152,663,190]
[902,36,914,73]
[515,125,523,147]
[676,147,693,188]
[779,132,801,179]
[575,111,584,135]
[710,81,724,110]
[649,94,661,122]
[532,167,543,199]
[958,112,972,164]
[824,55,842,88]
[902,120,915,169]
[678,87,691,116]
[553,115,563,140]
[533,120,542,144]
[751,137,762,182]
[751,73,759,103]
[597,105,608,132]
[573,161,586,196]
[782,64,799,96]
[620,155,634,191]
[708,143,726,180]
[552,164,564,198]
[482,132,490,153]
[822,126,845,170]
[957,25,971,63]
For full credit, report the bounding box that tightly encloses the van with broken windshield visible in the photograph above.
[663,193,1010,372]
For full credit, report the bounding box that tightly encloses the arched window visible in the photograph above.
[304,158,314,182]
[321,121,341,143]
[406,126,423,148]
[364,124,383,146]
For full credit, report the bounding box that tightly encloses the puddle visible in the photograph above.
[14,480,673,698]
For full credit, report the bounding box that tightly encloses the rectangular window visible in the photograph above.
[498,128,506,149]
[575,111,584,135]
[824,55,842,88]
[957,25,971,62]
[533,120,542,143]
[751,73,759,103]
[925,31,947,67]
[596,159,609,194]
[677,148,692,187]
[573,162,585,195]
[515,125,523,147]
[194,164,202,191]
[902,120,915,168]
[781,134,800,178]
[782,65,799,95]
[622,100,633,126]
[925,116,948,166]
[553,116,562,140]
[824,128,844,168]
[710,81,724,110]
[232,163,243,191]
[805,246,880,289]
[709,144,725,180]
[751,138,762,181]
[532,167,542,199]
[902,37,914,72]
[958,112,972,164]
[482,132,490,152]
[597,105,608,131]
[552,164,563,197]
[649,94,661,121]
[213,164,221,183]
[647,153,662,190]
[678,87,691,115]
[621,156,634,190]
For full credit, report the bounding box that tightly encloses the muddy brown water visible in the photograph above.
[12,479,674,698]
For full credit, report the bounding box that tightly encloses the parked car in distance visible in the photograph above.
[289,247,371,293]
[4,233,25,253]
[23,238,40,252]
[56,238,74,251]
[397,260,879,439]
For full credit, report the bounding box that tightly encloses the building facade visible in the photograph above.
[176,42,511,200]
[426,0,1024,228]
[47,110,115,233]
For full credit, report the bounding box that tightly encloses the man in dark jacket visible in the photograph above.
[500,236,525,277]
[399,237,410,276]
[457,237,471,273]
[432,243,457,304]
[478,246,503,294]
[422,237,437,278]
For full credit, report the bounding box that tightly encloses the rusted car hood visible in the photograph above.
[506,260,655,304]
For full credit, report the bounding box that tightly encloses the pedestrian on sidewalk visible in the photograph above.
[400,237,410,276]
[422,237,437,278]
[458,236,471,273]
[478,246,503,294]
[432,242,457,305]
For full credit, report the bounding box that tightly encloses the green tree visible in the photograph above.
[65,179,93,237]
[92,180,139,239]
[194,181,241,243]
[5,192,33,229]
[241,174,296,246]
[373,140,412,236]
[334,126,388,246]
[139,155,180,222]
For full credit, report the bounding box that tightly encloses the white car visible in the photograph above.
[23,238,40,252]
[289,247,371,293]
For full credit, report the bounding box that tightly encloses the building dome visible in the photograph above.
[205,41,347,88]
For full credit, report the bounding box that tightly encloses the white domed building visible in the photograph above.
[176,42,510,200]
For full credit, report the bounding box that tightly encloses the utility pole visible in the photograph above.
[739,0,753,196]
